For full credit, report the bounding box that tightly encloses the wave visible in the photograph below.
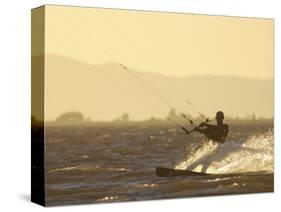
[175,130,273,174]
[48,166,77,173]
[48,165,130,174]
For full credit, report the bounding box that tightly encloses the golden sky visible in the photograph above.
[32,5,274,121]
[44,5,274,79]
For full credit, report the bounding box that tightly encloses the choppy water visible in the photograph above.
[45,122,273,206]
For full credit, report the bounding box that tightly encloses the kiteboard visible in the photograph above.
[155,167,271,178]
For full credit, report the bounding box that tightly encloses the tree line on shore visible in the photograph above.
[32,110,273,125]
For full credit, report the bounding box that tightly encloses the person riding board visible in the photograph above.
[181,111,229,143]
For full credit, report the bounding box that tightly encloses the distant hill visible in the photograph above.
[33,55,273,121]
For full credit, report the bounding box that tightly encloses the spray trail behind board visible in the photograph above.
[175,130,273,174]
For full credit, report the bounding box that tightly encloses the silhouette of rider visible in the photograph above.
[194,111,229,143]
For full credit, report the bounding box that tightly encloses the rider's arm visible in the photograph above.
[197,124,215,135]
[198,122,213,128]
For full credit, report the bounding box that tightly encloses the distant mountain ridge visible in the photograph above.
[33,55,273,121]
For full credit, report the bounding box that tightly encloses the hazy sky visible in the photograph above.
[44,5,274,79]
[32,5,274,121]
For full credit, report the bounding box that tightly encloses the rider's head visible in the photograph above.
[216,111,224,123]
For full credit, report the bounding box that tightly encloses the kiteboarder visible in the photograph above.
[181,111,229,143]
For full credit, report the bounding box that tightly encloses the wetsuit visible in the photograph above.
[196,123,229,143]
